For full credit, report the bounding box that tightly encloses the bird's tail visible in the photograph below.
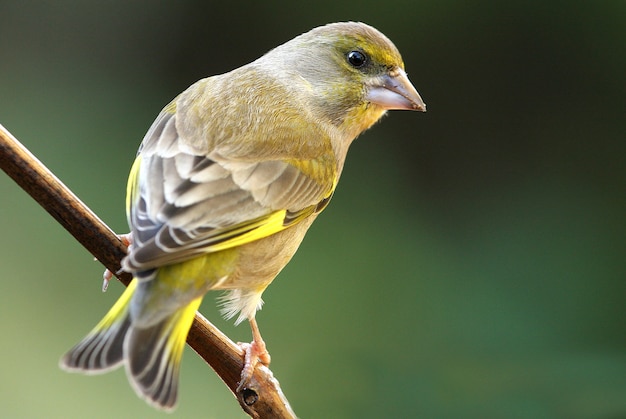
[60,279,138,373]
[60,278,202,411]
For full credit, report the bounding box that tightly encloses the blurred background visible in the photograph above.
[1,1,624,418]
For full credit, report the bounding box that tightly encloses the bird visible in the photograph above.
[60,21,425,411]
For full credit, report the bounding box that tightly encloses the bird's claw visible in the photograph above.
[102,269,113,292]
[237,339,271,392]
[101,233,132,292]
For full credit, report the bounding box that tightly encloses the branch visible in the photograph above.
[0,123,296,418]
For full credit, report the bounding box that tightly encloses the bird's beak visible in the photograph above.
[366,68,426,112]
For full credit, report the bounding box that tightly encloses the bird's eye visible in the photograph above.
[347,50,367,68]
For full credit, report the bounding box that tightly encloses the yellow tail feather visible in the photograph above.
[60,279,137,372]
[125,295,202,410]
[60,278,202,410]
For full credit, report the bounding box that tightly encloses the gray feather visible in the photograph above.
[123,95,331,272]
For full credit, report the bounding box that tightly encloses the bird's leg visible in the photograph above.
[102,233,132,292]
[237,317,271,391]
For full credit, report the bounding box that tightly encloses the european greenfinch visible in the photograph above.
[60,21,425,410]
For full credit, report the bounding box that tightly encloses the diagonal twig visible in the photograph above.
[0,123,296,418]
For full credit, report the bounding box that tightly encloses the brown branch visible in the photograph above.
[0,123,296,418]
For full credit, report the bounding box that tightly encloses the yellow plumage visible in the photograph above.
[60,21,425,410]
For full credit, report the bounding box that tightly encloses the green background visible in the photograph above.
[1,1,624,418]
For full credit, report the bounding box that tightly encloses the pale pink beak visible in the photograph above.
[366,68,426,112]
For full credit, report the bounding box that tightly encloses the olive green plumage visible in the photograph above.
[60,21,425,410]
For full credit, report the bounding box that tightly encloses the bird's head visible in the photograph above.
[260,22,426,139]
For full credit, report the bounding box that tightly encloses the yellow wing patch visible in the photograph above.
[200,188,334,254]
[201,210,294,253]
[126,155,142,222]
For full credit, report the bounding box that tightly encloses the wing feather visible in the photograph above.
[123,108,335,273]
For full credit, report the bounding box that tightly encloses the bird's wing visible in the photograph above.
[122,109,335,273]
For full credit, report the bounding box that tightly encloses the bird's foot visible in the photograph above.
[101,233,132,292]
[237,318,271,392]
[238,339,271,390]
